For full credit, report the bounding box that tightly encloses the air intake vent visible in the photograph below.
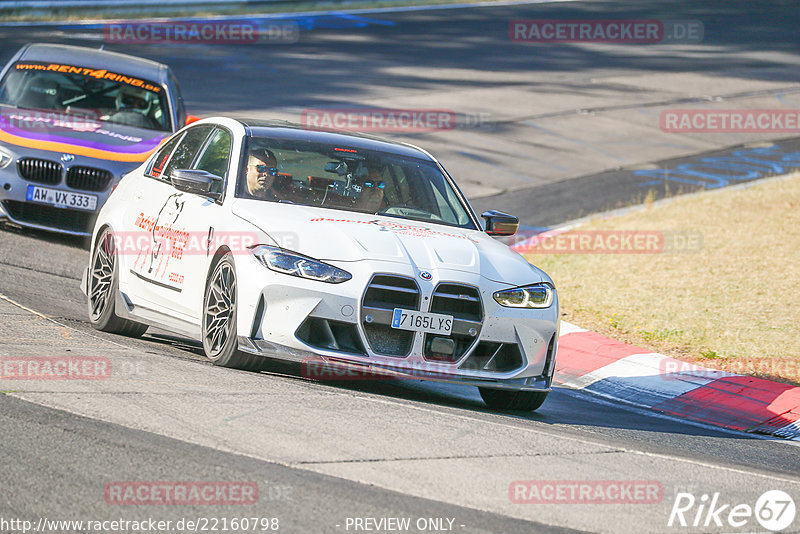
[296,317,367,355]
[423,283,482,362]
[2,200,94,233]
[66,166,113,192]
[430,284,482,321]
[17,158,62,185]
[459,342,524,373]
[363,275,420,310]
[361,275,420,357]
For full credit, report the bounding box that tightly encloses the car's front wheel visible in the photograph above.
[479,387,548,412]
[202,253,264,371]
[87,228,148,337]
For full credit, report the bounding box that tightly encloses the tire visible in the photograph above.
[87,228,148,337]
[202,253,264,371]
[479,387,548,412]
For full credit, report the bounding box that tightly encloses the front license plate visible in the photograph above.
[26,185,97,211]
[391,308,453,335]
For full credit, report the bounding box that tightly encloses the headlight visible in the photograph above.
[0,146,13,169]
[250,245,351,284]
[493,283,554,308]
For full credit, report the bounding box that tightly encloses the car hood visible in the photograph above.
[0,106,168,162]
[231,200,546,287]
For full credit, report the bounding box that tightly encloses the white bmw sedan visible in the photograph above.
[84,117,559,411]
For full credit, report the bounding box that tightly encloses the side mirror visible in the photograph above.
[185,114,201,126]
[481,210,519,236]
[170,169,222,200]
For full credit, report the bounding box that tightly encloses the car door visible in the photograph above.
[166,126,235,320]
[124,124,215,319]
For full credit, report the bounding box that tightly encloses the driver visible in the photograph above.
[116,86,151,115]
[354,163,386,213]
[111,86,156,128]
[245,148,282,201]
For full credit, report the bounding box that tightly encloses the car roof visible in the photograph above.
[19,43,168,84]
[236,119,435,160]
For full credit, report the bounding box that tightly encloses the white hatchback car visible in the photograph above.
[84,118,559,411]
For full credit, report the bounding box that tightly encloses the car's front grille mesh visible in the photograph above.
[362,275,420,357]
[66,166,113,192]
[17,158,62,185]
[1,200,94,233]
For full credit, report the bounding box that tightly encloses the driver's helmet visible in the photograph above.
[115,86,152,115]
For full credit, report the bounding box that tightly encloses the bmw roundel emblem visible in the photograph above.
[61,153,75,163]
[419,271,432,280]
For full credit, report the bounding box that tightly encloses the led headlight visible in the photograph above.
[493,283,553,308]
[0,146,14,169]
[250,245,351,284]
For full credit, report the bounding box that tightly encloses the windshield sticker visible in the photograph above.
[14,62,162,93]
[310,217,478,242]
[0,109,166,158]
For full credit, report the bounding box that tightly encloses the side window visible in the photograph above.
[162,125,214,179]
[194,128,232,179]
[147,133,183,180]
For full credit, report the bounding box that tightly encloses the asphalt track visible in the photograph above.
[1,1,799,533]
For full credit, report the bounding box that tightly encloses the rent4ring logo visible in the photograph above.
[668,490,796,531]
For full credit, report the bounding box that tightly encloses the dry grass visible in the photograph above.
[525,174,800,385]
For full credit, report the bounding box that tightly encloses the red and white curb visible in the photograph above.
[555,322,800,441]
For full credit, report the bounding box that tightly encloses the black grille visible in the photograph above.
[66,166,113,192]
[2,200,94,233]
[423,283,482,362]
[362,275,420,357]
[459,342,524,373]
[363,275,420,310]
[17,158,62,185]
[430,284,482,321]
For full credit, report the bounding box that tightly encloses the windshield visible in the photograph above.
[236,136,477,229]
[0,61,171,132]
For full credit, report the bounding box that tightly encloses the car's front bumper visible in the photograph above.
[0,144,135,236]
[235,256,559,392]
[239,336,554,391]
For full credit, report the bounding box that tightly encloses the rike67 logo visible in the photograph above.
[668,490,795,531]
